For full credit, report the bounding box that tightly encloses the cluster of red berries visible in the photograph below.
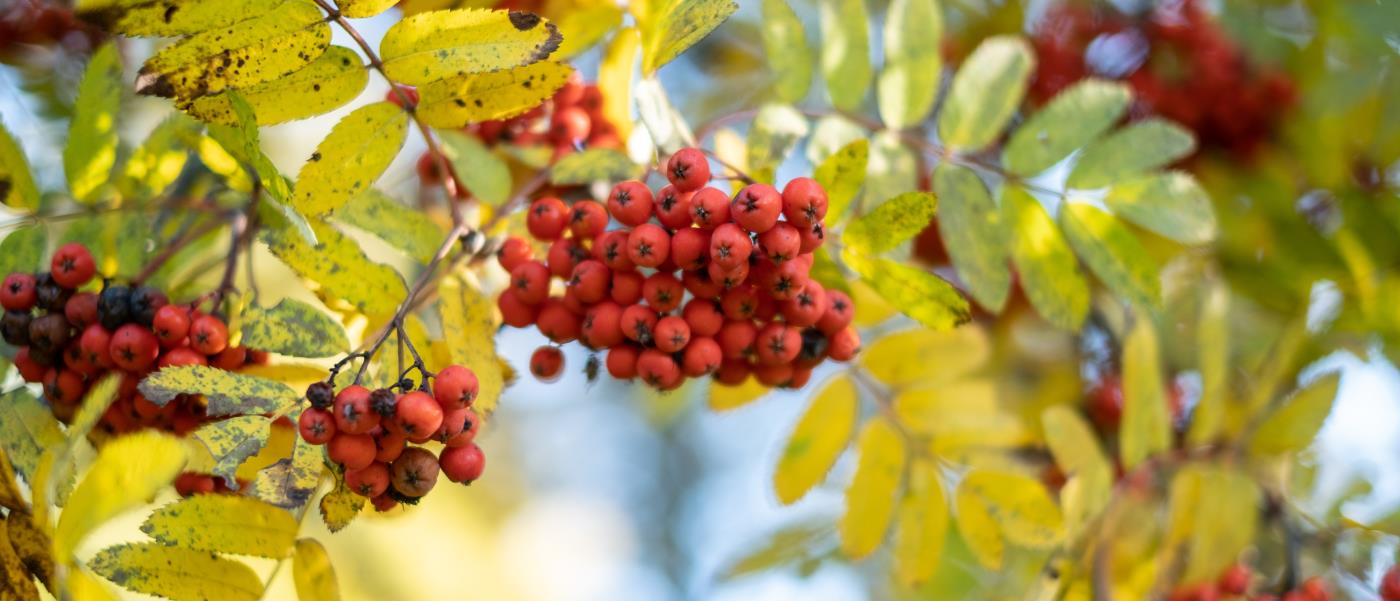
[1085,374,1185,433]
[1167,564,1334,601]
[296,364,485,511]
[494,147,860,390]
[1029,0,1294,159]
[0,0,103,63]
[1381,565,1400,601]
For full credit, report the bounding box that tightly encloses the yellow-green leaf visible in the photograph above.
[191,416,272,488]
[319,469,364,533]
[551,148,642,186]
[292,539,339,601]
[1003,79,1131,176]
[818,0,871,111]
[761,0,811,104]
[773,375,858,504]
[183,46,368,125]
[253,435,323,510]
[293,102,409,216]
[642,0,737,73]
[338,0,398,18]
[1067,118,1195,189]
[140,365,300,416]
[66,43,122,203]
[120,113,199,199]
[1060,463,1112,541]
[893,462,947,586]
[54,432,187,559]
[863,130,917,214]
[381,8,561,85]
[599,27,639,142]
[336,190,444,263]
[438,274,506,415]
[877,0,941,129]
[0,516,39,601]
[556,4,623,58]
[1041,406,1110,477]
[807,246,851,296]
[67,374,122,445]
[439,130,511,205]
[418,61,572,128]
[747,104,809,183]
[1188,284,1229,446]
[0,388,64,481]
[845,191,938,254]
[1003,186,1088,330]
[0,226,45,279]
[861,326,988,388]
[0,451,24,513]
[843,248,971,331]
[816,138,868,226]
[0,120,40,210]
[76,0,286,37]
[934,164,1010,311]
[894,379,998,435]
[262,218,407,317]
[806,115,863,166]
[1166,464,1259,585]
[1249,373,1342,456]
[240,298,349,358]
[142,495,297,558]
[959,469,1063,547]
[1104,171,1217,244]
[953,473,1003,569]
[1059,201,1160,309]
[136,3,330,100]
[708,379,770,411]
[839,417,905,559]
[937,36,1033,151]
[720,521,832,581]
[90,542,262,601]
[1120,319,1170,469]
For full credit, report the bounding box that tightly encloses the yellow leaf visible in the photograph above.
[293,102,408,216]
[844,191,938,255]
[191,416,272,488]
[253,435,324,510]
[262,219,408,318]
[773,375,858,504]
[894,379,998,435]
[438,274,506,415]
[928,412,1031,454]
[135,2,330,100]
[815,138,867,226]
[0,123,40,209]
[76,0,285,36]
[67,374,121,445]
[1166,464,1259,585]
[338,0,398,18]
[893,462,947,586]
[1120,319,1170,469]
[954,476,1004,569]
[7,512,54,591]
[0,388,63,483]
[556,4,624,58]
[319,469,365,533]
[1248,373,1341,456]
[89,542,262,601]
[959,469,1063,548]
[417,61,573,128]
[839,417,905,559]
[641,0,737,73]
[598,27,640,142]
[0,515,40,600]
[842,249,971,331]
[140,365,300,417]
[54,432,187,560]
[65,43,122,204]
[1188,284,1230,446]
[707,378,769,411]
[142,495,297,559]
[1060,464,1112,541]
[1041,405,1110,477]
[292,539,339,601]
[860,326,989,388]
[67,567,118,601]
[850,279,896,327]
[381,8,562,85]
[120,114,198,198]
[183,46,368,126]
[1003,186,1089,330]
[228,364,328,389]
[239,298,349,359]
[938,36,1034,151]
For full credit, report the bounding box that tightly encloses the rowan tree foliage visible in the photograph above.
[0,0,1397,599]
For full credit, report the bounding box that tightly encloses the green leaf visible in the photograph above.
[1120,319,1171,469]
[773,374,858,504]
[239,299,349,358]
[815,138,868,226]
[336,190,445,263]
[863,130,917,215]
[1002,187,1088,330]
[438,274,506,415]
[142,495,297,559]
[0,120,40,210]
[192,416,272,489]
[806,116,864,166]
[1059,201,1160,309]
[1249,373,1341,456]
[746,104,809,183]
[439,130,511,205]
[293,539,340,601]
[1104,171,1217,244]
[338,0,399,18]
[417,61,573,128]
[892,463,947,586]
[818,0,872,111]
[842,249,970,330]
[120,113,199,200]
[937,36,1033,151]
[839,417,905,559]
[550,148,642,186]
[90,542,263,601]
[183,46,369,126]
[808,246,851,295]
[761,0,812,104]
[139,365,300,417]
[877,0,942,129]
[65,43,122,203]
[642,0,738,73]
[0,388,64,481]
[381,8,562,85]
[261,219,407,318]
[933,164,1010,312]
[0,225,47,277]
[54,432,187,559]
[253,434,323,510]
[845,191,938,255]
[1067,118,1195,188]
[293,102,409,217]
[1188,284,1230,446]
[1003,79,1132,176]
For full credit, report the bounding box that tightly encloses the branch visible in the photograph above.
[130,215,228,285]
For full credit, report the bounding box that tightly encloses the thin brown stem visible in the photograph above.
[209,183,261,311]
[131,216,228,285]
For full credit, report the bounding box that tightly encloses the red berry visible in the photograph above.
[817,290,854,335]
[689,187,731,229]
[346,462,390,497]
[682,298,724,337]
[510,261,551,305]
[714,358,750,385]
[370,493,397,512]
[550,106,592,142]
[1218,564,1251,596]
[732,184,782,233]
[174,473,217,496]
[758,223,801,263]
[797,221,825,253]
[374,431,407,463]
[434,364,479,409]
[43,368,84,405]
[765,259,807,301]
[64,292,99,329]
[607,180,654,227]
[708,261,749,290]
[433,406,474,443]
[527,197,570,241]
[721,285,760,320]
[569,200,609,239]
[828,326,861,361]
[569,260,611,304]
[581,301,625,349]
[1299,578,1328,601]
[390,447,439,497]
[755,322,801,366]
[666,148,711,192]
[1,273,37,311]
[440,443,486,483]
[640,272,682,313]
[609,269,643,305]
[385,85,419,108]
[151,305,191,347]
[781,177,829,228]
[109,324,159,372]
[333,385,379,434]
[1380,566,1400,601]
[15,348,46,383]
[444,410,482,448]
[718,320,757,359]
[50,243,96,289]
[606,344,641,379]
[554,74,585,106]
[328,433,376,470]
[654,316,691,353]
[497,236,534,273]
[298,408,336,444]
[754,362,794,387]
[189,315,228,355]
[594,230,635,272]
[530,345,565,381]
[782,280,827,328]
[682,269,723,299]
[681,336,722,377]
[157,346,208,369]
[627,224,671,269]
[547,236,588,279]
[655,185,695,229]
[416,151,443,186]
[669,227,711,271]
[395,391,444,443]
[787,366,813,389]
[498,289,542,328]
[621,304,659,345]
[211,346,247,370]
[537,299,581,343]
[78,324,113,367]
[709,223,752,270]
[637,348,681,389]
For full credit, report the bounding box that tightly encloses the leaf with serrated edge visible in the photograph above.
[842,249,970,330]
[438,274,506,415]
[938,36,1033,150]
[818,0,871,111]
[7,511,54,589]
[192,416,271,488]
[551,148,642,186]
[1003,186,1088,329]
[418,61,572,128]
[253,433,323,510]
[337,190,444,263]
[1104,171,1217,244]
[845,191,938,255]
[240,298,349,358]
[1120,319,1171,469]
[140,365,300,416]
[54,432,186,559]
[184,46,368,126]
[934,164,1010,311]
[0,517,39,600]
[860,326,989,388]
[960,469,1063,547]
[293,102,408,216]
[878,0,942,129]
[1059,201,1160,309]
[816,139,868,226]
[381,8,562,85]
[319,469,364,533]
[1004,79,1131,176]
[77,0,285,36]
[893,463,947,586]
[90,542,262,601]
[761,0,812,104]
[1249,373,1341,456]
[142,495,296,558]
[293,539,340,601]
[439,130,511,205]
[643,0,737,73]
[839,417,905,559]
[0,388,63,481]
[773,375,858,504]
[1067,118,1195,188]
[66,43,122,203]
[0,121,40,210]
[262,219,407,317]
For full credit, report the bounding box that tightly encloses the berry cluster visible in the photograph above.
[1382,565,1400,601]
[3,243,264,434]
[0,0,103,63]
[1166,564,1335,601]
[495,147,860,390]
[296,364,485,511]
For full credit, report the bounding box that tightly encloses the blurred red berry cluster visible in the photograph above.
[0,0,103,62]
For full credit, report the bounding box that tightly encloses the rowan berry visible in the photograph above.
[569,200,609,239]
[758,222,801,263]
[129,286,168,327]
[621,304,659,345]
[668,228,709,272]
[608,180,654,226]
[537,299,581,343]
[328,433,376,470]
[782,280,827,327]
[766,259,807,301]
[547,237,589,279]
[440,443,486,484]
[655,185,695,229]
[530,345,565,381]
[682,269,723,299]
[550,106,591,141]
[753,362,793,387]
[34,273,70,312]
[434,364,479,409]
[682,337,722,376]
[1,273,36,311]
[797,221,825,253]
[638,273,679,313]
[654,316,691,353]
[689,187,731,229]
[627,223,670,268]
[175,473,217,496]
[581,301,624,349]
[714,358,750,385]
[732,184,782,233]
[682,298,723,337]
[637,349,681,389]
[298,407,336,444]
[755,323,801,366]
[594,230,634,272]
[708,261,749,290]
[1,311,30,346]
[604,269,640,305]
[828,327,860,361]
[1299,578,1328,601]
[606,344,640,379]
[569,260,611,304]
[817,289,854,335]
[509,261,551,306]
[157,347,207,368]
[395,391,444,443]
[43,368,84,405]
[497,237,534,274]
[1218,564,1251,596]
[14,347,46,383]
[527,197,570,241]
[210,346,246,371]
[189,315,228,355]
[718,320,757,359]
[709,223,751,270]
[150,305,189,347]
[787,366,812,389]
[374,430,407,463]
[97,284,132,330]
[64,343,99,377]
[444,411,482,447]
[390,447,439,497]
[345,462,390,497]
[1381,566,1400,601]
[781,177,829,228]
[64,291,98,329]
[554,74,586,106]
[433,406,473,443]
[50,243,95,289]
[302,382,333,412]
[109,324,158,372]
[666,148,711,192]
[720,285,759,320]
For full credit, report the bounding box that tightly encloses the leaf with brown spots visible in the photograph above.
[0,516,39,601]
[253,433,324,510]
[6,512,53,591]
[438,273,508,415]
[417,61,572,128]
[89,542,263,601]
[318,467,364,533]
[77,0,287,37]
[0,388,64,483]
[239,298,349,359]
[182,46,368,126]
[381,8,563,85]
[140,365,300,417]
[335,190,444,263]
[261,218,408,318]
[142,495,297,559]
[292,101,409,217]
[338,0,399,18]
[190,416,273,489]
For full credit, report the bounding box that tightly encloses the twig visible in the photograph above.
[209,183,261,310]
[700,148,756,185]
[131,216,228,285]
